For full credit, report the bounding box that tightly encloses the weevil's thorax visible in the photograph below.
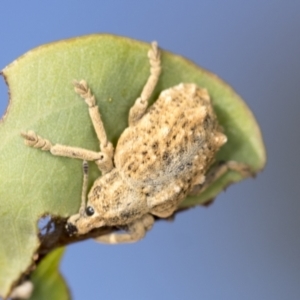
[87,169,148,226]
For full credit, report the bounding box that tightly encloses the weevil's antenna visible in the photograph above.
[79,160,89,215]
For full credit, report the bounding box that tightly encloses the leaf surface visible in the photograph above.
[0,34,266,297]
[30,248,70,300]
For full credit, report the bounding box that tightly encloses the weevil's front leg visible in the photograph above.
[95,214,154,244]
[73,80,114,171]
[21,131,111,173]
[189,161,255,196]
[129,42,161,126]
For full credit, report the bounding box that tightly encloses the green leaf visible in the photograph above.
[30,247,70,300]
[0,34,266,297]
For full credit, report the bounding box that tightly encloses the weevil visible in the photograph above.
[22,42,251,243]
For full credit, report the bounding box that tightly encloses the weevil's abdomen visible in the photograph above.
[114,83,226,190]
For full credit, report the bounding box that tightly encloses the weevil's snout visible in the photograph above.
[65,208,105,236]
[66,222,78,236]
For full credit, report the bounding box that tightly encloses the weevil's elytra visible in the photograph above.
[21,42,249,244]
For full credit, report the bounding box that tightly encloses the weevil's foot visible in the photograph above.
[149,41,160,63]
[21,130,52,151]
[73,80,96,107]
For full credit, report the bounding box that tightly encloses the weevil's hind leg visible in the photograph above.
[73,80,114,173]
[189,161,255,196]
[129,42,161,126]
[95,214,154,244]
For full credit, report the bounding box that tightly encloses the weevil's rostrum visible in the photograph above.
[21,42,246,244]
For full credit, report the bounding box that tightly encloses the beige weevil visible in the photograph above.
[21,42,251,244]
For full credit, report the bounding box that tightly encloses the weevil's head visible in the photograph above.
[66,169,147,236]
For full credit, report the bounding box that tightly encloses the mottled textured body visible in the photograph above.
[115,83,226,217]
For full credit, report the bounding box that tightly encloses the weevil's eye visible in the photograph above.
[85,206,94,216]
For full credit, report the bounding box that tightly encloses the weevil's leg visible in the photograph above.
[73,80,114,171]
[148,181,183,218]
[189,161,255,196]
[95,214,154,244]
[129,42,161,126]
[21,131,112,173]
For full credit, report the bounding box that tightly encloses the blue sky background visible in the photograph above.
[1,1,300,299]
